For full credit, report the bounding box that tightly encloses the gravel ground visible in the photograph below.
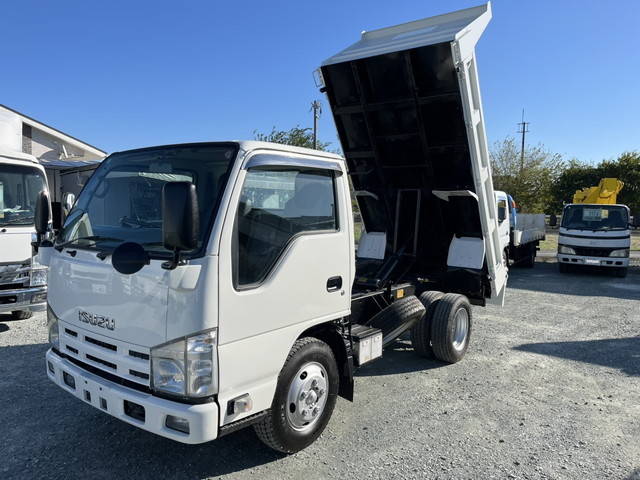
[1,262,638,480]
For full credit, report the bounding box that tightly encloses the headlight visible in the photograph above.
[151,328,218,398]
[609,249,629,258]
[30,268,48,287]
[47,305,59,349]
[558,245,576,255]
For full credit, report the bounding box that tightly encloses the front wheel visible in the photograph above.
[11,310,33,320]
[254,337,339,453]
[615,267,628,278]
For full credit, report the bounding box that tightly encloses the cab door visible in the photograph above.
[216,152,352,423]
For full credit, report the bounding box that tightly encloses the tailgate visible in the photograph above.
[318,2,506,303]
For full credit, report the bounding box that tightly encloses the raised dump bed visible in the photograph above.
[318,2,506,304]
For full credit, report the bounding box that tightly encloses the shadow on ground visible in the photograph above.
[514,336,640,377]
[355,339,446,377]
[0,342,285,479]
[507,262,640,300]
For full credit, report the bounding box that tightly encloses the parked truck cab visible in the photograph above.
[39,3,506,453]
[0,149,49,318]
[558,203,631,277]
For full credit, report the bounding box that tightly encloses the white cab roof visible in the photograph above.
[0,148,39,164]
[322,2,491,66]
[236,140,344,162]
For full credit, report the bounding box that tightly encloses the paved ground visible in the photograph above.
[1,262,638,480]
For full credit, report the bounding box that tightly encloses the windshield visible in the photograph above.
[561,205,629,231]
[0,164,47,227]
[57,144,237,256]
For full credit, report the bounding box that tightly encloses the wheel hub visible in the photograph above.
[452,307,469,351]
[286,362,328,432]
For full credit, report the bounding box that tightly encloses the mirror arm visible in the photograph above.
[162,248,184,270]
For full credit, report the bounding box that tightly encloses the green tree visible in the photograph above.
[551,151,640,214]
[254,126,331,151]
[490,137,564,213]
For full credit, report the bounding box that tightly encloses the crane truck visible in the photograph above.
[558,178,631,277]
[36,3,506,453]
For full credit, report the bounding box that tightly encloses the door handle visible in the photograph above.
[326,276,342,292]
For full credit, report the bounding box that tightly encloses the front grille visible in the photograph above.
[0,282,25,291]
[0,262,30,286]
[129,350,149,361]
[86,354,117,370]
[85,336,117,352]
[573,246,614,257]
[129,369,150,380]
[59,322,150,386]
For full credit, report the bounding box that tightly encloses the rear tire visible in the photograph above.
[254,337,339,453]
[368,295,425,347]
[11,310,33,320]
[410,291,443,358]
[430,294,472,364]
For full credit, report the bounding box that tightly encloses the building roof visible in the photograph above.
[0,104,106,157]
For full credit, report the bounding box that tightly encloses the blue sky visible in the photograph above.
[4,0,639,163]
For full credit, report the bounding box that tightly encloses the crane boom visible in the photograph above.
[572,178,624,205]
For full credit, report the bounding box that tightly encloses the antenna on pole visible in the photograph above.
[310,100,322,149]
[517,109,530,171]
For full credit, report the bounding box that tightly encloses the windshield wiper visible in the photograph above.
[55,235,124,251]
[120,216,160,228]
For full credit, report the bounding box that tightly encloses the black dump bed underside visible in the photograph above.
[321,43,484,293]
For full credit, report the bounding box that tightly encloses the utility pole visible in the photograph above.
[517,109,530,172]
[310,100,322,149]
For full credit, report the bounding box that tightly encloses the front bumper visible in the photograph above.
[557,254,629,268]
[0,286,47,314]
[46,348,219,444]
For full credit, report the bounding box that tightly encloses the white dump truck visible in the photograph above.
[0,149,49,318]
[495,191,545,267]
[38,3,505,453]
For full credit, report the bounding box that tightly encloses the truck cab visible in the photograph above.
[558,203,631,277]
[39,3,506,453]
[0,149,49,318]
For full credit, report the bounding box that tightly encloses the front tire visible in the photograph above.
[430,294,472,364]
[11,310,33,320]
[615,267,628,278]
[254,337,339,453]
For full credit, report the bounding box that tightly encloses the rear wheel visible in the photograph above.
[410,291,443,358]
[430,294,472,364]
[368,295,425,347]
[11,311,33,320]
[254,337,338,453]
[523,246,536,268]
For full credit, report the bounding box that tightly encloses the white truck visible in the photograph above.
[558,203,631,277]
[495,191,545,267]
[37,3,506,453]
[0,149,49,318]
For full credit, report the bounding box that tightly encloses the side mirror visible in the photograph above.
[63,192,76,214]
[33,190,53,252]
[34,190,51,235]
[162,182,199,269]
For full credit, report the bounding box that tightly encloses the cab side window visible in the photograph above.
[497,199,507,223]
[234,168,338,288]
